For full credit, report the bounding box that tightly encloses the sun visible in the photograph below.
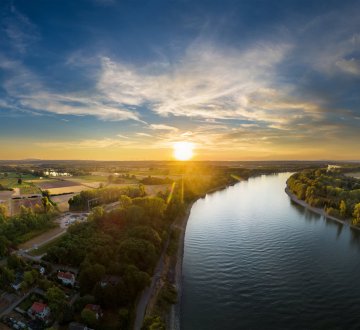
[173,141,194,161]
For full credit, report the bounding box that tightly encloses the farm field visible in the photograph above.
[0,191,13,200]
[51,193,75,212]
[346,172,360,178]
[35,179,79,189]
[0,174,41,195]
[45,185,92,195]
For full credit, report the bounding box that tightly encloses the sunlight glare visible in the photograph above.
[173,141,194,161]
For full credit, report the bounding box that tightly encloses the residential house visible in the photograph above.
[28,302,50,320]
[57,271,75,286]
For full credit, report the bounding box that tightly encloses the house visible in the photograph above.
[84,304,103,320]
[57,271,75,286]
[100,275,121,288]
[28,302,50,320]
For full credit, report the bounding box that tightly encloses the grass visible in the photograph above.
[29,235,65,256]
[18,296,34,311]
[18,223,57,244]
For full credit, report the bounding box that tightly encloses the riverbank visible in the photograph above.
[285,186,351,226]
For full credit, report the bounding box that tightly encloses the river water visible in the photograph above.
[181,173,360,330]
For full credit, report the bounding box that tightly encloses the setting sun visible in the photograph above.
[173,142,194,161]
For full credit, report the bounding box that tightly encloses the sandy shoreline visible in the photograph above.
[285,186,360,231]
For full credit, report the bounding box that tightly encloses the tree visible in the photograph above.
[0,205,7,219]
[81,308,97,327]
[7,254,25,270]
[119,195,132,209]
[0,266,15,289]
[17,178,22,185]
[46,286,67,318]
[0,236,9,257]
[79,264,106,294]
[42,197,51,213]
[23,270,38,287]
[88,206,104,223]
[339,200,347,218]
[353,203,360,225]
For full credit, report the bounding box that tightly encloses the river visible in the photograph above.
[181,173,360,330]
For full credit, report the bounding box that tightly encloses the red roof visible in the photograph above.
[58,271,75,280]
[31,302,47,313]
[85,304,102,313]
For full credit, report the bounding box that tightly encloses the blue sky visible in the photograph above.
[0,0,360,160]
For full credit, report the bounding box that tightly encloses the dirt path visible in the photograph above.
[18,227,65,250]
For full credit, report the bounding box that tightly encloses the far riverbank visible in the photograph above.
[285,186,360,232]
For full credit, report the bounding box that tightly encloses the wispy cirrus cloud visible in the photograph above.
[2,4,40,54]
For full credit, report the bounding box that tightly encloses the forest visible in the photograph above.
[42,171,236,329]
[287,169,360,224]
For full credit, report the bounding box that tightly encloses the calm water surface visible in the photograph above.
[181,173,360,330]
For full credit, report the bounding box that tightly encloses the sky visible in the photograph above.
[0,0,360,161]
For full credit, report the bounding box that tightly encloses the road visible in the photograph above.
[133,242,168,330]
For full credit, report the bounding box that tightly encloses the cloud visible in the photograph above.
[0,55,141,121]
[336,58,360,75]
[2,4,40,54]
[96,42,328,129]
[149,124,178,131]
[36,138,135,149]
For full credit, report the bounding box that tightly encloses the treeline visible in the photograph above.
[0,206,56,257]
[140,176,173,185]
[287,169,360,224]
[68,186,146,211]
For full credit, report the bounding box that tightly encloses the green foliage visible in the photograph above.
[140,176,173,185]
[142,316,166,330]
[46,286,67,318]
[0,266,15,290]
[353,203,360,225]
[79,264,106,294]
[0,208,55,257]
[23,269,38,287]
[81,308,98,327]
[68,185,145,211]
[287,169,360,221]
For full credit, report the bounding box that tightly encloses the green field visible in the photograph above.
[0,173,41,194]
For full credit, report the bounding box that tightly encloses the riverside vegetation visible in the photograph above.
[42,169,235,329]
[287,169,360,225]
